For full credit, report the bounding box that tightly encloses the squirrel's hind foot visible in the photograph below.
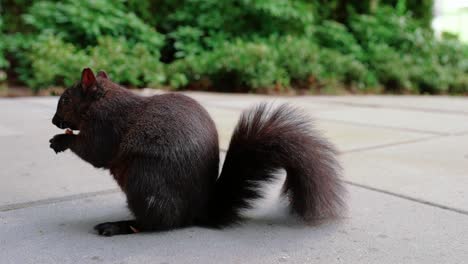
[94,220,139,236]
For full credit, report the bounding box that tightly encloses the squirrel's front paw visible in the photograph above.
[49,134,72,153]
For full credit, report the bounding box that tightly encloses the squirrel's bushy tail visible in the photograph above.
[206,103,345,227]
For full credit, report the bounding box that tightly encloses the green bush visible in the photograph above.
[381,0,434,28]
[156,0,314,61]
[25,35,165,91]
[168,26,206,58]
[432,37,468,94]
[366,43,413,91]
[24,0,164,49]
[3,33,35,84]
[314,20,364,60]
[89,37,165,87]
[0,22,7,68]
[0,18,7,85]
[0,18,8,68]
[274,37,322,84]
[449,74,468,94]
[1,1,467,95]
[25,34,89,91]
[318,49,375,91]
[157,0,314,38]
[274,36,374,91]
[351,7,468,94]
[7,0,166,90]
[167,36,375,92]
[168,39,288,91]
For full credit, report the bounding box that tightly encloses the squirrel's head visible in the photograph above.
[52,68,109,131]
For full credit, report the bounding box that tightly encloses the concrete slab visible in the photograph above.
[204,107,239,150]
[182,91,273,105]
[204,106,432,153]
[318,121,434,153]
[0,99,117,208]
[313,106,468,135]
[1,185,467,264]
[342,134,468,213]
[303,95,468,114]
[0,98,56,130]
[181,93,468,116]
[0,96,456,212]
[183,91,341,112]
[0,134,118,208]
[1,94,468,264]
[186,94,444,154]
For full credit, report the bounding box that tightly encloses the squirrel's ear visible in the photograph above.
[97,70,109,79]
[81,68,97,94]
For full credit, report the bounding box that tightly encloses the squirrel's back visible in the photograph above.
[119,93,219,159]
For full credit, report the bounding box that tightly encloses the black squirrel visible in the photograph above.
[49,68,345,236]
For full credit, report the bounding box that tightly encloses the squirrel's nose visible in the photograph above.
[52,115,61,127]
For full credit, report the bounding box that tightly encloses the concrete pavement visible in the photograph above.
[1,93,467,263]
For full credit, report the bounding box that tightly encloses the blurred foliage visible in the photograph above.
[351,7,468,93]
[0,17,8,85]
[0,0,467,94]
[23,0,164,49]
[315,0,434,28]
[24,34,165,91]
[0,17,8,70]
[25,34,89,91]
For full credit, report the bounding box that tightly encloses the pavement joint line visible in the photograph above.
[1,98,466,219]
[315,118,448,136]
[344,181,468,216]
[0,189,120,212]
[202,100,337,112]
[7,96,468,117]
[339,135,444,155]
[183,94,468,117]
[221,134,443,155]
[0,142,462,215]
[453,131,468,136]
[3,176,467,218]
[199,101,449,136]
[2,168,467,217]
[313,100,468,116]
[200,100,347,113]
[14,99,462,137]
[221,149,468,216]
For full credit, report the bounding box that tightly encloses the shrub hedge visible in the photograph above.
[1,0,467,94]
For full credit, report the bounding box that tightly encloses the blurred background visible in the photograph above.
[0,0,467,96]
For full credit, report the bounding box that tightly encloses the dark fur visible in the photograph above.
[50,68,345,236]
